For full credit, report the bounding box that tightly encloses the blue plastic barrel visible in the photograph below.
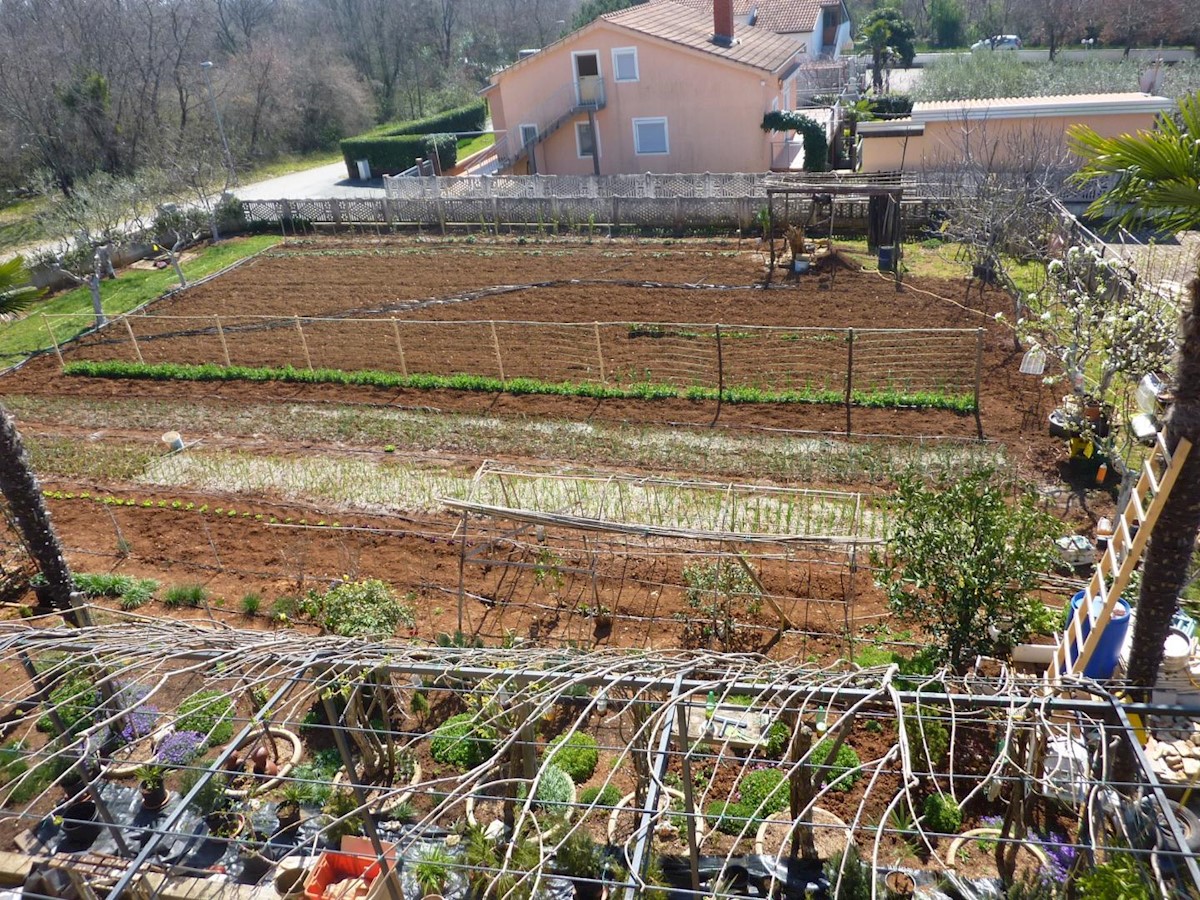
[878,246,895,272]
[1064,589,1087,626]
[1066,597,1132,679]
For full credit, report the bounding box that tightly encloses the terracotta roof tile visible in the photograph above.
[604,1,801,73]
[650,0,842,34]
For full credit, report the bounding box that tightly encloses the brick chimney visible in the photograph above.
[712,0,734,46]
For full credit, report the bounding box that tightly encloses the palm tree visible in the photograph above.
[0,256,87,626]
[1068,95,1200,693]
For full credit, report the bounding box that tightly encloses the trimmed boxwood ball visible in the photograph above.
[706,800,756,836]
[430,713,497,771]
[545,732,599,783]
[922,793,962,834]
[579,784,622,808]
[738,768,789,817]
[811,739,862,792]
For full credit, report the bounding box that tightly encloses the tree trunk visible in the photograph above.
[1116,276,1200,783]
[1126,275,1200,690]
[0,404,85,626]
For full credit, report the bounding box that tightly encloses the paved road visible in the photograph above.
[234,161,384,201]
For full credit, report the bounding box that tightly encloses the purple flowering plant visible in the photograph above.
[156,730,204,767]
[119,705,159,745]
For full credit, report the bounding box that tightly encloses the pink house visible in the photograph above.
[483,0,804,176]
[660,0,853,57]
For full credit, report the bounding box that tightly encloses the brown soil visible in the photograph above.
[4,237,1063,470]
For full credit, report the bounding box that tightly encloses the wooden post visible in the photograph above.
[673,702,701,893]
[295,316,313,370]
[974,327,985,439]
[42,315,64,370]
[593,322,606,383]
[123,317,144,364]
[845,328,854,436]
[710,323,723,427]
[214,315,232,367]
[391,318,408,377]
[490,320,505,383]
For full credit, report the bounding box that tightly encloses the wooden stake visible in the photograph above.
[593,322,606,383]
[214,315,232,367]
[295,316,313,370]
[490,320,505,382]
[123,317,144,364]
[974,327,985,439]
[391,318,408,377]
[845,327,854,437]
[42,314,64,370]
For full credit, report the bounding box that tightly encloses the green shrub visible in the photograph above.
[527,763,573,811]
[867,94,914,118]
[430,713,497,771]
[73,572,157,610]
[240,592,263,615]
[763,721,790,759]
[921,793,961,834]
[339,101,486,176]
[579,784,622,808]
[738,768,789,816]
[307,579,414,638]
[824,845,873,900]
[175,689,235,747]
[904,705,949,770]
[759,110,827,171]
[163,583,207,608]
[545,732,599,783]
[811,740,862,792]
[37,676,98,735]
[706,800,756,836]
[1073,852,1156,899]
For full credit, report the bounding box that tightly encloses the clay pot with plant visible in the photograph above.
[135,763,169,811]
[275,783,305,836]
[554,830,609,900]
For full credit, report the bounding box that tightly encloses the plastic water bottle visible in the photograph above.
[705,691,716,720]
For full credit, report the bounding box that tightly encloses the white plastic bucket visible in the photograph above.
[160,431,184,452]
[1163,630,1192,673]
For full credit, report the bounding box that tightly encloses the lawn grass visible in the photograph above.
[456,133,495,160]
[0,235,279,369]
[0,197,47,254]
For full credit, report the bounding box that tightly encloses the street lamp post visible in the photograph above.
[199,61,238,189]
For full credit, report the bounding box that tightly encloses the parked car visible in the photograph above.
[971,34,1022,51]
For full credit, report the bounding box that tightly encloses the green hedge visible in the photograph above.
[341,101,487,177]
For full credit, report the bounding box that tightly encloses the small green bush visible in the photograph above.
[528,763,573,811]
[904,705,949,770]
[430,713,497,771]
[74,572,158,609]
[921,793,962,834]
[706,800,756,836]
[308,579,414,638]
[240,593,263,615]
[340,100,486,176]
[811,739,862,792]
[579,784,622,808]
[163,583,207,608]
[37,676,98,735]
[545,732,599,783]
[175,689,235,747]
[763,721,790,759]
[738,768,789,816]
[824,845,873,900]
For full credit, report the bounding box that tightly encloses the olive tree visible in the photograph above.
[875,469,1057,672]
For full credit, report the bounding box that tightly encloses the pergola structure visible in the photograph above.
[0,620,1198,899]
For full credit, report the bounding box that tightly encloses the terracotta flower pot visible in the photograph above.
[140,779,169,811]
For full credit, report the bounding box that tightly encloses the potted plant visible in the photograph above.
[135,763,169,811]
[275,783,305,835]
[555,831,608,900]
[58,798,102,847]
[237,828,273,884]
[413,843,455,899]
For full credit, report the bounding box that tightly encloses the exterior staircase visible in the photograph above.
[1047,431,1194,682]
[494,77,606,172]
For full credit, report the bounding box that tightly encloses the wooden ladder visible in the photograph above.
[1047,432,1193,682]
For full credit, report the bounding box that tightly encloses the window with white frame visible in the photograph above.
[519,124,538,147]
[575,121,598,158]
[612,47,638,82]
[632,117,669,154]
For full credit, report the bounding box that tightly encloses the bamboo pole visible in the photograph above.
[391,318,408,377]
[214,315,232,367]
[42,315,64,370]
[594,322,606,383]
[845,328,854,437]
[295,316,313,370]
[490,320,506,383]
[123,318,144,364]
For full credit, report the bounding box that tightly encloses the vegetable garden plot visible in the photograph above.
[442,464,884,652]
[58,314,982,412]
